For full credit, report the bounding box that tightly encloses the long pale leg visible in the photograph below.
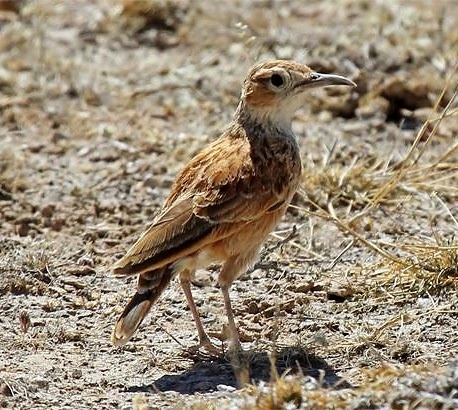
[219,259,249,387]
[219,258,244,352]
[180,276,219,353]
[220,283,242,352]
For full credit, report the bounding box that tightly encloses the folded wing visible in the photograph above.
[112,133,287,277]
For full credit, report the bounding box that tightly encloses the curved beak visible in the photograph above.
[306,72,356,88]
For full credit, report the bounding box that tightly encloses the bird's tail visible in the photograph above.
[111,266,173,347]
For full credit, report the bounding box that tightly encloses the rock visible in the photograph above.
[0,383,12,396]
[41,204,55,218]
[16,221,30,236]
[246,300,259,314]
[326,282,356,300]
[0,0,21,13]
[51,132,69,144]
[71,369,82,379]
[33,378,49,390]
[291,278,315,294]
[217,384,236,392]
[50,217,64,231]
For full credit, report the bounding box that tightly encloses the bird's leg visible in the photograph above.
[179,275,220,354]
[219,260,249,387]
[220,283,242,352]
[219,259,243,353]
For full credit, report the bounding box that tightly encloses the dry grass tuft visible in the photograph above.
[0,147,28,198]
[221,362,457,410]
[246,375,304,410]
[294,68,458,299]
[132,394,154,410]
[301,155,384,210]
[119,0,188,32]
[184,400,221,410]
[374,242,458,298]
[6,277,46,296]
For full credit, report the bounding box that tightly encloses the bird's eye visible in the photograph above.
[270,73,284,88]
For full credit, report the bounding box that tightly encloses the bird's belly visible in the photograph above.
[193,204,288,271]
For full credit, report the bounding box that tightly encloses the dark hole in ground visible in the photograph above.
[327,293,348,303]
[125,346,351,395]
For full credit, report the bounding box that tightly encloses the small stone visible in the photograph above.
[411,107,433,122]
[312,332,329,347]
[0,383,12,396]
[71,369,82,379]
[246,300,259,314]
[326,283,355,300]
[34,378,49,390]
[217,384,236,392]
[83,88,102,106]
[143,174,174,189]
[16,222,30,237]
[292,280,314,293]
[41,204,55,218]
[51,132,69,144]
[50,217,64,231]
[97,199,117,213]
[28,143,45,153]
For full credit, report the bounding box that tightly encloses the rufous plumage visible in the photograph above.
[111,60,355,352]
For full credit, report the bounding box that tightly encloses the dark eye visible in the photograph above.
[270,73,284,87]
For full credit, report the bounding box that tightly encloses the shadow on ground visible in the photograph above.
[126,346,351,394]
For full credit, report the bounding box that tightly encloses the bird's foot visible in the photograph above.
[225,341,250,387]
[224,341,242,359]
[184,337,223,359]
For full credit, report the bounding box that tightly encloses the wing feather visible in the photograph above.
[113,198,214,275]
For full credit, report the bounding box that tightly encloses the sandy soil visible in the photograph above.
[1,0,457,409]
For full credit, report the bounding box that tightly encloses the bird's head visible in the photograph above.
[239,60,356,130]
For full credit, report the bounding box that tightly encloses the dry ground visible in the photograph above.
[1,0,458,409]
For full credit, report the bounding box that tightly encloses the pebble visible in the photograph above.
[246,300,259,314]
[41,204,55,218]
[217,384,236,392]
[16,222,30,237]
[0,383,12,396]
[292,280,314,293]
[34,378,49,390]
[71,369,82,379]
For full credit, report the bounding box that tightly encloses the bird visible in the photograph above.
[111,60,356,353]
